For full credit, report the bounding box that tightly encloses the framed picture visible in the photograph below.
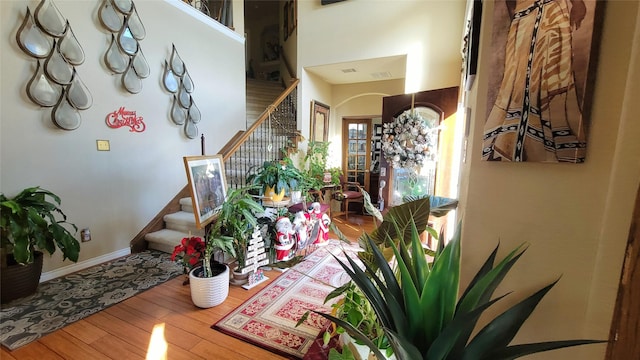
[462,0,482,90]
[310,100,330,142]
[288,0,296,37]
[375,124,382,135]
[283,2,289,41]
[183,155,227,229]
[483,0,604,163]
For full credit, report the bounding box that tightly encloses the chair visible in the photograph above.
[333,176,364,219]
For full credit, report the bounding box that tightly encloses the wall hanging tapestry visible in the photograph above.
[212,240,359,359]
[483,0,604,163]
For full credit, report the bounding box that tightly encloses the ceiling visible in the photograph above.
[305,55,407,85]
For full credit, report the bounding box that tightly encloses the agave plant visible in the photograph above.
[314,201,604,359]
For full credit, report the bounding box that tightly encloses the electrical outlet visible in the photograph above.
[97,140,110,151]
[81,228,91,242]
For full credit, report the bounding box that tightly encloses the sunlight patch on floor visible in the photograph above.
[146,323,167,360]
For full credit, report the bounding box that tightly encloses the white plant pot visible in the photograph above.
[339,333,396,360]
[189,264,229,308]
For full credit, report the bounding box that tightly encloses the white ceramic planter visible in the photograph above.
[188,264,229,308]
[339,333,396,360]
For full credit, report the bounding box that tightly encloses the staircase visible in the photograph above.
[144,79,286,253]
[145,197,204,253]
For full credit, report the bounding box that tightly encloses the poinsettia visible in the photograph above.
[171,236,205,273]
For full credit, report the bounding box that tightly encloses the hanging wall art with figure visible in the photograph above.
[483,0,604,163]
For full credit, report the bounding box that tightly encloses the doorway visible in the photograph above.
[342,117,372,194]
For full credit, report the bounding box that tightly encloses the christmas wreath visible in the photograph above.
[381,111,437,168]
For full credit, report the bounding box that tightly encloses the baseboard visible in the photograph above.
[40,248,132,283]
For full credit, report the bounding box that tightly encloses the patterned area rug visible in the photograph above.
[0,250,182,350]
[213,240,360,359]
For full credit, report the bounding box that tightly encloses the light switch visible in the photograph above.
[97,140,110,151]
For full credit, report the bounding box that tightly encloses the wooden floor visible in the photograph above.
[1,213,376,360]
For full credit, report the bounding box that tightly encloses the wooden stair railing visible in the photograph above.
[220,78,300,189]
[130,79,299,252]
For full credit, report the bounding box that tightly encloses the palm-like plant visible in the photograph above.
[314,200,605,359]
[205,185,264,275]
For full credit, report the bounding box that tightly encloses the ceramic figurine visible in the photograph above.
[274,216,295,262]
[309,202,330,246]
[293,211,311,251]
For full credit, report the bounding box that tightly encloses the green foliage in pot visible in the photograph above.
[206,185,264,275]
[247,157,303,196]
[313,199,605,360]
[302,141,342,190]
[325,282,392,357]
[1,187,79,267]
[357,191,458,273]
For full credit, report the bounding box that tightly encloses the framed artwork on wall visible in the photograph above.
[183,155,227,229]
[310,100,330,142]
[483,0,604,163]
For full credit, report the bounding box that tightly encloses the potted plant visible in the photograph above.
[208,185,265,284]
[171,188,262,306]
[0,186,80,303]
[170,235,229,308]
[247,157,303,202]
[310,198,605,359]
[302,141,341,190]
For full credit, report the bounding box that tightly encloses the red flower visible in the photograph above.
[170,236,206,272]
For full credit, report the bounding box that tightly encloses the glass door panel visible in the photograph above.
[342,119,371,191]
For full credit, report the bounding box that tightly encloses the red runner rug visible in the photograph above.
[212,240,359,359]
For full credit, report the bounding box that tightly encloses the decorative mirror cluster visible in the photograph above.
[98,0,149,94]
[163,44,201,139]
[16,0,93,131]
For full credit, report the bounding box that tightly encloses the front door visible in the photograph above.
[379,87,459,208]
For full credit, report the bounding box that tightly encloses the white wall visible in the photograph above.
[459,1,640,359]
[0,0,246,273]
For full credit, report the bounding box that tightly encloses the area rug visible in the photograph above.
[0,250,183,350]
[213,240,360,359]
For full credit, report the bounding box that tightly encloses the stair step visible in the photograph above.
[179,197,193,213]
[145,229,192,253]
[163,211,205,236]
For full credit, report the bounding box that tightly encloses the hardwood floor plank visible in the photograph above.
[60,319,108,344]
[38,331,111,360]
[189,339,253,360]
[104,303,203,351]
[83,311,154,353]
[89,334,146,360]
[3,341,62,360]
[0,347,18,360]
[121,293,174,319]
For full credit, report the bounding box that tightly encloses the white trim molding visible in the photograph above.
[40,248,131,283]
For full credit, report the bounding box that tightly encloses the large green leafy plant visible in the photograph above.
[315,200,604,360]
[247,157,302,197]
[1,187,79,266]
[206,185,264,275]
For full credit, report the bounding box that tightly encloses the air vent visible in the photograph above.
[371,71,392,79]
[341,68,356,73]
